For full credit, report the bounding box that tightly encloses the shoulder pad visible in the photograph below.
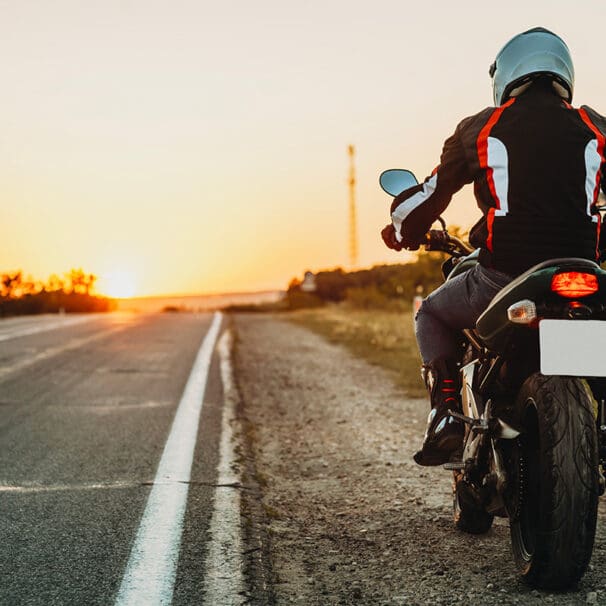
[580,105,606,134]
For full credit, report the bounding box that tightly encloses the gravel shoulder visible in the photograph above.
[232,313,606,605]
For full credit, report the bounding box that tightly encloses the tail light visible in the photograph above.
[551,272,599,298]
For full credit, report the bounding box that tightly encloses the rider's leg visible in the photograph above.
[414,356,464,466]
[415,264,513,363]
[413,264,512,466]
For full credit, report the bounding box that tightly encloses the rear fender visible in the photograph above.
[476,258,606,353]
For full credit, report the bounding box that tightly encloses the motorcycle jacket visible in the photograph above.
[391,79,606,276]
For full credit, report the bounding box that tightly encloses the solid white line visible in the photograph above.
[0,324,134,380]
[0,315,94,342]
[0,314,100,341]
[203,329,245,605]
[115,311,223,606]
[0,481,137,493]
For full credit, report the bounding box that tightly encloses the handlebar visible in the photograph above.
[423,230,474,257]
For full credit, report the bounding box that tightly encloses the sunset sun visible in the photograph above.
[97,270,138,299]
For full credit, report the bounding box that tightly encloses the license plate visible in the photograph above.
[539,320,606,377]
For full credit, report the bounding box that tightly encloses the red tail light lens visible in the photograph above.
[551,272,599,298]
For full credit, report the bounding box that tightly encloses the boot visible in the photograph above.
[413,357,464,467]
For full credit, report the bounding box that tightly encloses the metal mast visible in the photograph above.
[348,144,358,268]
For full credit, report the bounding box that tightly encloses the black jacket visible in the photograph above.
[391,80,606,276]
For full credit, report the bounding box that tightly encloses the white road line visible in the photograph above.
[203,329,245,605]
[0,324,133,380]
[0,481,138,493]
[0,315,95,342]
[115,311,223,606]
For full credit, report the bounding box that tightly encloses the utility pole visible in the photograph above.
[348,144,358,268]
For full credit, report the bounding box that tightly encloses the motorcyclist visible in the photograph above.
[381,27,606,466]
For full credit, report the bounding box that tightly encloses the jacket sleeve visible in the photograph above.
[583,106,606,259]
[390,126,473,246]
[600,177,606,259]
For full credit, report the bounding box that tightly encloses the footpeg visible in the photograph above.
[447,410,476,425]
[448,410,488,434]
[443,461,464,470]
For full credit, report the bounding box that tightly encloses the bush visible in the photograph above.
[344,285,407,311]
[0,291,115,316]
[286,290,325,310]
[286,250,447,310]
[0,267,115,317]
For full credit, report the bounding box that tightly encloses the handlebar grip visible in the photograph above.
[425,230,450,250]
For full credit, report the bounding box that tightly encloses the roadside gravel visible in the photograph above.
[233,313,606,605]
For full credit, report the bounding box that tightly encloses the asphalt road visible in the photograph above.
[0,312,236,606]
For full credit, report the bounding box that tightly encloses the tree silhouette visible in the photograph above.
[0,267,111,317]
[1,271,23,298]
[66,268,97,295]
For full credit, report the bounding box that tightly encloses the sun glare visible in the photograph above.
[97,270,138,299]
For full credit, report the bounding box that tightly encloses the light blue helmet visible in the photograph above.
[490,27,574,106]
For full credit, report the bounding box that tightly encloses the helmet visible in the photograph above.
[490,27,574,106]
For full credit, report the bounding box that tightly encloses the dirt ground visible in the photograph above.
[232,313,606,606]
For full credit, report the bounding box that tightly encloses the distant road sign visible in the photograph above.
[301,272,316,293]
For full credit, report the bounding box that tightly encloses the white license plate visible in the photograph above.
[540,320,606,377]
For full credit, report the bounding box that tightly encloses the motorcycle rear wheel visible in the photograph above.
[509,373,599,589]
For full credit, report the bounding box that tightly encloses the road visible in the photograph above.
[0,312,244,606]
[5,311,606,605]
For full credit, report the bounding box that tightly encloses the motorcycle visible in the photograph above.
[380,168,606,589]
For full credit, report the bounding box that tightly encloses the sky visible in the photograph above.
[2,0,606,297]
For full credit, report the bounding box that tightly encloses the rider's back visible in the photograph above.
[460,79,606,275]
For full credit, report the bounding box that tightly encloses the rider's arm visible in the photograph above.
[600,138,606,259]
[600,180,606,262]
[390,128,473,249]
[581,106,606,262]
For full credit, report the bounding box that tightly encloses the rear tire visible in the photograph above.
[508,374,599,589]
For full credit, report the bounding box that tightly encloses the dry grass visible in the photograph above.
[287,304,426,397]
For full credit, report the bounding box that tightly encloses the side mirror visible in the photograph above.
[379,169,419,197]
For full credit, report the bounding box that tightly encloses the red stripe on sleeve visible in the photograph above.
[578,107,605,259]
[477,98,516,210]
[486,207,496,252]
[578,107,606,204]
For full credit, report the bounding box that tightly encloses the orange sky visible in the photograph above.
[2,1,606,297]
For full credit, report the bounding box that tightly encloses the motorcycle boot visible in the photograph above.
[413,357,464,467]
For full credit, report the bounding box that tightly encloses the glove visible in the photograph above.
[381,224,402,251]
[381,224,421,251]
